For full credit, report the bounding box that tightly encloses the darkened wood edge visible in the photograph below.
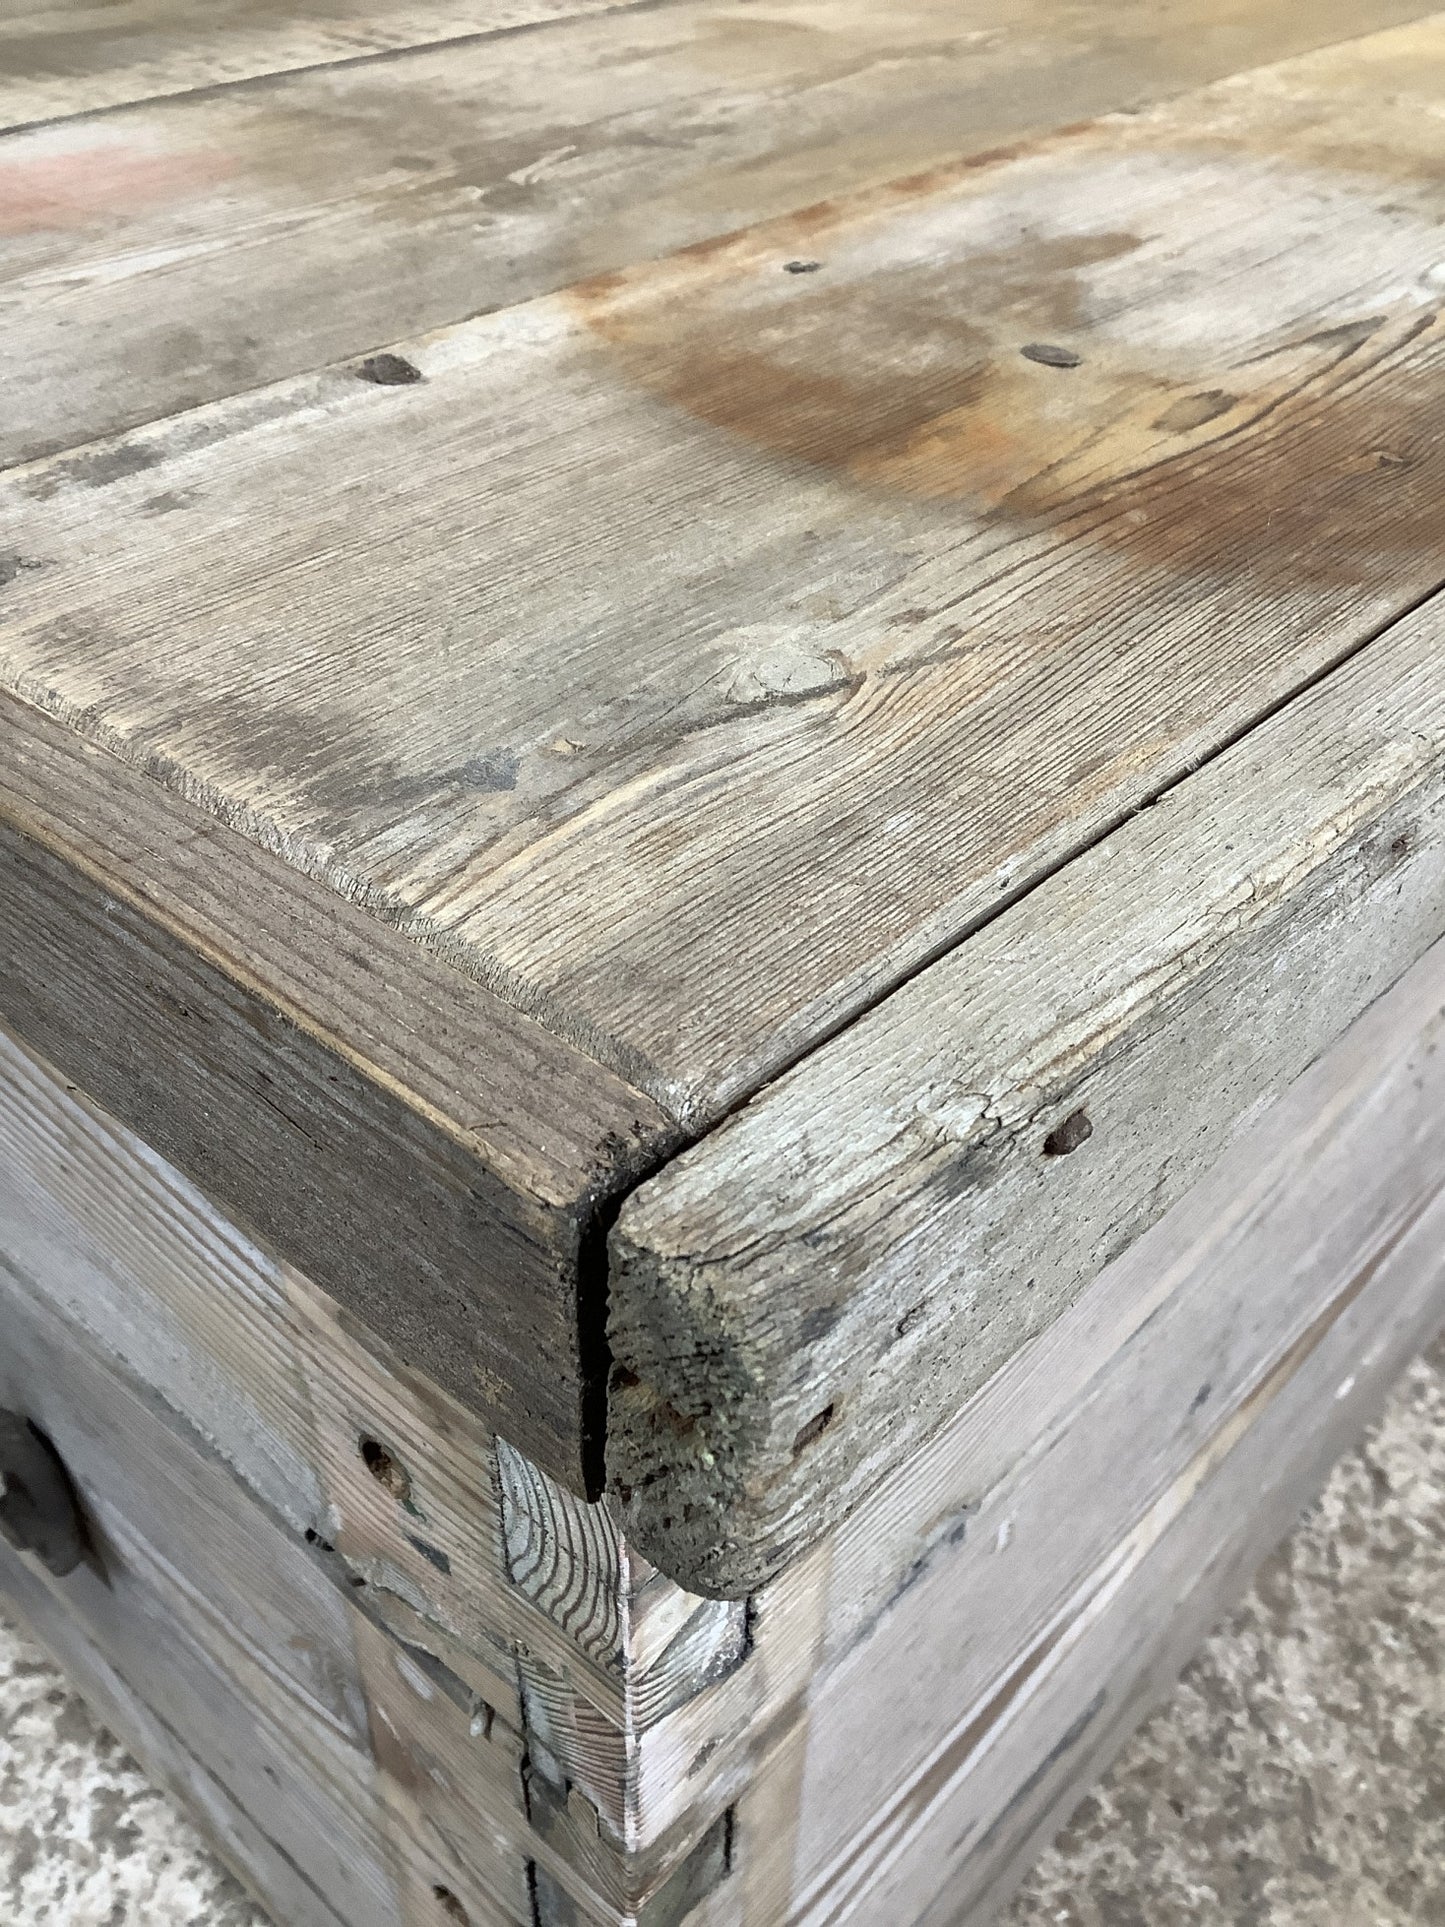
[0,692,679,1492]
[607,597,1445,1594]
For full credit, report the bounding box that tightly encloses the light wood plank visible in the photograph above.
[0,695,676,1489]
[4,19,1444,1154]
[732,933,1445,1922]
[0,1022,327,1534]
[610,575,1445,1590]
[0,0,653,128]
[2,0,1429,467]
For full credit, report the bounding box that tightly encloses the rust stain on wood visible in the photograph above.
[569,120,1445,596]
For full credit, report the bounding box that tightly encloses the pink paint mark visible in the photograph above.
[0,131,236,235]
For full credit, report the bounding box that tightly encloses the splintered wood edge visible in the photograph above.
[0,692,679,1492]
[606,595,1445,1596]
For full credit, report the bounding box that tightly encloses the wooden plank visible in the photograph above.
[0,0,653,128]
[609,576,1445,1590]
[0,1254,411,1927]
[0,1265,549,1925]
[0,1013,755,1891]
[0,695,676,1490]
[0,1020,327,1534]
[3,0,1429,469]
[0,1555,355,1927]
[4,18,1445,1157]
[727,932,1445,1923]
[10,945,1445,1927]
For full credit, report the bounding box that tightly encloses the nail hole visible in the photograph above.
[784,258,822,274]
[355,352,423,385]
[360,1436,412,1502]
[432,1886,469,1924]
[1043,1108,1093,1157]
[1021,342,1082,369]
[895,1302,926,1340]
[792,1403,837,1457]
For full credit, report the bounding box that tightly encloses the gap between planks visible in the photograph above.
[7,14,1445,1587]
[0,0,679,134]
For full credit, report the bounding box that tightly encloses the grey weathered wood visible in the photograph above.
[0,1022,330,1534]
[4,0,1428,468]
[0,1254,413,1927]
[7,20,1445,1916]
[0,1550,354,1927]
[5,20,1445,1150]
[7,924,1445,1924]
[610,581,1445,1592]
[726,932,1445,1923]
[0,695,677,1490]
[0,0,649,127]
[0,1015,753,1895]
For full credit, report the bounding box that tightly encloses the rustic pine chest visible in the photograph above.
[5,4,1445,1921]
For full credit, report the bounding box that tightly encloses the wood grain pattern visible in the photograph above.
[3,0,1427,468]
[726,932,1445,1924]
[0,0,650,128]
[0,1025,748,1918]
[0,1021,325,1535]
[0,1019,752,1891]
[0,1265,555,1925]
[609,579,1445,1592]
[0,1255,411,1927]
[4,21,1445,1144]
[0,694,676,1489]
[7,933,1445,1923]
[0,1551,357,1927]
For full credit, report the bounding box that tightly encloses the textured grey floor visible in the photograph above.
[3,1339,1444,1926]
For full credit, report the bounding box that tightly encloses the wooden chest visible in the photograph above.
[4,4,1445,1921]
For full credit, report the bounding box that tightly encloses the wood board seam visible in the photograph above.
[10,480,1444,1581]
[0,0,685,141]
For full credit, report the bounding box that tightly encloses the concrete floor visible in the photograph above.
[3,1338,1444,1927]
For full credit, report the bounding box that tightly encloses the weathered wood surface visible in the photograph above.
[609,574,1445,1591]
[0,0,646,128]
[3,0,1428,468]
[725,930,1445,1924]
[0,1256,417,1927]
[4,19,1445,1144]
[0,1018,750,1909]
[0,693,676,1490]
[6,936,1445,1921]
[0,1549,355,1927]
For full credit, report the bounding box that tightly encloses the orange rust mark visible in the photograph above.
[572,228,1142,493]
[889,121,1099,196]
[570,183,1445,596]
[0,137,235,235]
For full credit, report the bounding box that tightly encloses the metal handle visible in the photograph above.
[0,1412,87,1576]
